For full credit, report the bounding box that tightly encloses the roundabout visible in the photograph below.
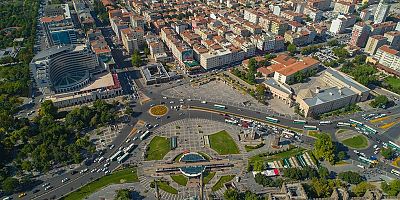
[149,104,168,116]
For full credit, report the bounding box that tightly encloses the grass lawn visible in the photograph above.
[145,136,170,160]
[198,152,211,160]
[203,171,216,184]
[63,167,138,200]
[173,153,183,162]
[212,175,235,191]
[337,129,346,134]
[249,147,305,165]
[155,181,178,194]
[209,130,240,155]
[171,175,188,186]
[245,143,265,152]
[384,76,400,92]
[342,135,368,149]
[308,130,321,138]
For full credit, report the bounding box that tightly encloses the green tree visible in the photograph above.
[115,189,131,200]
[131,50,142,67]
[381,148,395,160]
[264,53,276,60]
[327,39,339,47]
[255,84,267,98]
[287,43,297,54]
[381,179,400,196]
[333,47,350,58]
[352,181,375,197]
[253,160,265,171]
[337,151,347,161]
[144,47,150,55]
[370,95,389,108]
[318,166,330,179]
[2,177,19,194]
[248,58,257,72]
[246,71,256,84]
[39,100,58,117]
[338,171,365,185]
[224,188,240,200]
[314,133,335,164]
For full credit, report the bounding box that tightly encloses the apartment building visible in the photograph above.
[121,27,144,54]
[333,1,355,14]
[370,21,396,36]
[303,6,323,22]
[349,22,371,47]
[243,9,260,24]
[199,46,244,69]
[329,14,356,34]
[374,45,400,72]
[365,35,387,55]
[384,31,400,50]
[130,15,145,30]
[280,10,303,23]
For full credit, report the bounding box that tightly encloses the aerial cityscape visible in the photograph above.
[1,0,400,199]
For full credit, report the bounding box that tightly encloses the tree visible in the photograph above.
[314,133,335,164]
[246,71,256,84]
[255,84,266,98]
[253,160,265,171]
[381,179,400,196]
[124,107,133,115]
[327,39,339,47]
[248,58,257,72]
[309,178,342,198]
[370,95,389,108]
[381,148,395,160]
[115,189,131,200]
[318,166,330,179]
[287,43,297,54]
[338,171,365,185]
[131,50,142,67]
[2,177,19,194]
[333,47,350,58]
[144,47,150,55]
[224,188,240,200]
[265,53,276,60]
[352,182,375,197]
[39,100,58,117]
[337,151,347,161]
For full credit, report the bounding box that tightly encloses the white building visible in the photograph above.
[329,14,356,34]
[374,45,400,72]
[374,0,390,24]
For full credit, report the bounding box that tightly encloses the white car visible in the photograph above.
[105,170,110,175]
[163,96,167,99]
[42,183,50,187]
[61,178,69,183]
[91,169,96,173]
[126,139,131,143]
[109,145,115,150]
[201,101,207,104]
[169,101,174,104]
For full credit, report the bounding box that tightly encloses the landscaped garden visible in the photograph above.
[63,167,138,200]
[149,105,168,116]
[203,171,216,184]
[145,136,171,160]
[342,135,369,149]
[209,130,240,155]
[248,146,305,169]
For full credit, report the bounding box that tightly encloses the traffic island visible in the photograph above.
[336,129,369,149]
[145,136,170,160]
[149,105,168,116]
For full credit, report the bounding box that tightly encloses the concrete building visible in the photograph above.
[333,1,355,14]
[268,183,308,200]
[365,35,387,55]
[120,27,144,54]
[199,46,245,69]
[384,31,400,50]
[130,15,145,30]
[264,78,294,106]
[296,68,370,117]
[329,14,356,34]
[360,9,373,21]
[140,63,171,85]
[349,22,371,47]
[370,21,396,36]
[374,45,400,72]
[374,0,390,24]
[303,6,323,22]
[30,45,103,94]
[307,0,331,11]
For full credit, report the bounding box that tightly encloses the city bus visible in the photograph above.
[265,117,279,123]
[117,152,130,163]
[140,130,150,140]
[391,169,400,176]
[388,141,400,152]
[293,120,307,124]
[303,125,319,130]
[349,119,363,127]
[110,150,123,161]
[214,104,226,110]
[364,125,377,134]
[337,122,351,127]
[319,121,332,125]
[359,156,378,167]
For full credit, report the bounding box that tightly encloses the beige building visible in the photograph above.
[374,45,400,72]
[264,78,294,106]
[296,68,370,117]
[120,27,144,54]
[365,35,388,55]
[333,1,355,14]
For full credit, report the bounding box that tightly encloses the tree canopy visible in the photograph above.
[314,133,335,164]
[338,171,365,185]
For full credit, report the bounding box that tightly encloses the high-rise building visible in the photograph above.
[374,0,390,24]
[349,22,371,47]
[365,35,387,55]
